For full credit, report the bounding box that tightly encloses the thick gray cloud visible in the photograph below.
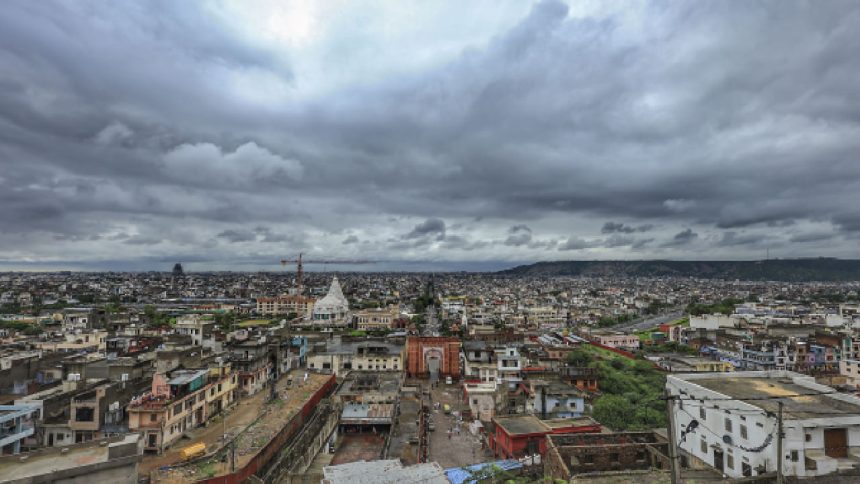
[661,229,699,248]
[403,218,447,240]
[601,222,654,234]
[504,225,533,246]
[1,0,858,270]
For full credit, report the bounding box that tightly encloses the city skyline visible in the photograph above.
[2,0,860,271]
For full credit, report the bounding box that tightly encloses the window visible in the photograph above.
[740,425,748,440]
[581,454,594,464]
[805,433,812,442]
[726,449,734,470]
[150,413,157,422]
[725,418,733,433]
[790,450,799,462]
[700,437,708,454]
[473,399,478,405]
[74,407,95,422]
[610,453,619,463]
[699,406,706,419]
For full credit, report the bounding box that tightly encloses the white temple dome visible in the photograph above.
[312,276,349,323]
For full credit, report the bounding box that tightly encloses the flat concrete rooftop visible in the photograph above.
[694,376,860,419]
[494,415,547,435]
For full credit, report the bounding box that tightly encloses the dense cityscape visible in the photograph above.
[2,265,860,482]
[4,0,860,482]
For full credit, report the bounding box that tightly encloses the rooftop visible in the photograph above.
[683,371,860,419]
[341,403,395,423]
[323,459,448,484]
[167,369,209,386]
[338,371,403,396]
[0,434,140,481]
[493,415,548,435]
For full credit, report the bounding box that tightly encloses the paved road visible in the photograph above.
[611,309,684,332]
[422,305,440,337]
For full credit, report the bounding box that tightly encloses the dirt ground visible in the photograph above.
[139,385,269,475]
[427,381,492,469]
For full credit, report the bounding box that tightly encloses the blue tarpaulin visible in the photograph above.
[444,460,523,484]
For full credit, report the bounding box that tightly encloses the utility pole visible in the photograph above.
[665,389,681,484]
[776,401,784,484]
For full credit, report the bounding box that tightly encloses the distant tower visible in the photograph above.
[172,263,184,276]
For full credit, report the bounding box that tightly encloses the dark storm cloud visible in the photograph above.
[558,237,597,251]
[601,222,654,234]
[504,225,533,246]
[789,232,836,243]
[342,235,359,245]
[2,0,859,267]
[716,231,769,247]
[403,218,447,240]
[217,230,256,243]
[661,229,698,247]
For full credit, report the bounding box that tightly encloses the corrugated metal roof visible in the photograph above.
[341,403,394,420]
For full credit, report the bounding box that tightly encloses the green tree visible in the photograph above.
[566,348,593,367]
[593,395,636,431]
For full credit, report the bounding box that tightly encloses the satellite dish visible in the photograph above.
[723,434,733,445]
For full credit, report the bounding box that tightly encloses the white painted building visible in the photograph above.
[667,371,860,479]
[689,314,738,330]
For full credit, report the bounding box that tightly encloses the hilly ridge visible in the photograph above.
[498,258,860,281]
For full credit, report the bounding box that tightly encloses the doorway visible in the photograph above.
[714,449,724,473]
[427,356,440,384]
[824,428,848,458]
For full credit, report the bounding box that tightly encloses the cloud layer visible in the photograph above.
[1,0,859,270]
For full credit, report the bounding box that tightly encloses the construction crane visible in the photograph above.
[279,252,373,294]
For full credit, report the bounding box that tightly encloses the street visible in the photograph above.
[427,382,490,469]
[611,309,684,332]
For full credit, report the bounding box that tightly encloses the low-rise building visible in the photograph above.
[256,295,315,317]
[591,332,640,350]
[128,365,237,453]
[0,404,39,454]
[0,434,142,483]
[175,315,214,346]
[488,415,601,460]
[657,355,735,373]
[839,358,860,387]
[667,370,860,479]
[308,337,405,376]
[462,381,501,422]
[354,305,400,331]
[544,431,671,480]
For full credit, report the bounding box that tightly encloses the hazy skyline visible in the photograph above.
[2,0,860,271]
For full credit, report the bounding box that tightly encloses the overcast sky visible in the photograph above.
[2,0,859,271]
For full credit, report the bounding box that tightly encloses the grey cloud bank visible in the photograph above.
[1,0,859,271]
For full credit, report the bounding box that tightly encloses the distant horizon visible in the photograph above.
[0,256,852,274]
